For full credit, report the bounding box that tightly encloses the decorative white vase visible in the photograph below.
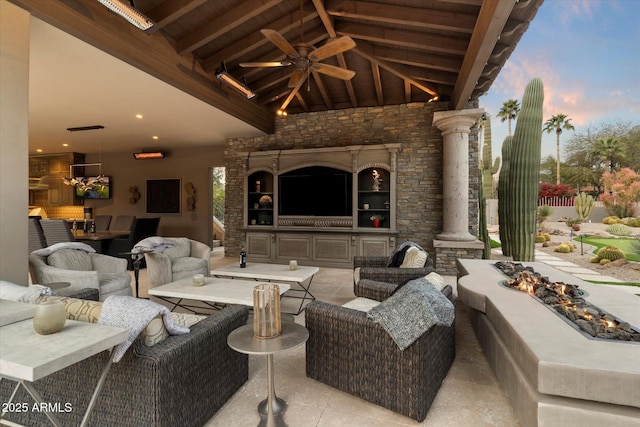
[33,301,66,335]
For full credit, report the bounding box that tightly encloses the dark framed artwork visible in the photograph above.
[146,178,181,214]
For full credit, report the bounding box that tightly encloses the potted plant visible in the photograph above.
[370,214,384,227]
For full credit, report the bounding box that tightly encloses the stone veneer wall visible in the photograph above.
[224,101,480,260]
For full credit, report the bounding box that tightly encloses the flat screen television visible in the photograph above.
[75,176,111,199]
[278,166,352,216]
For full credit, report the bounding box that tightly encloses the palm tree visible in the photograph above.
[497,99,520,135]
[590,137,624,172]
[543,114,575,185]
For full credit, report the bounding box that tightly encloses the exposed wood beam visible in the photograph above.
[312,0,357,108]
[145,0,207,33]
[311,71,333,109]
[371,46,462,73]
[295,91,309,112]
[450,0,514,109]
[177,0,284,56]
[326,0,476,34]
[337,22,468,55]
[352,40,438,96]
[371,63,383,104]
[404,80,412,103]
[11,0,274,133]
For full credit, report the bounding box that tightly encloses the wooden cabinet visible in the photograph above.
[29,153,85,206]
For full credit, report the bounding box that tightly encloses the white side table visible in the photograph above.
[0,315,127,426]
[227,322,309,427]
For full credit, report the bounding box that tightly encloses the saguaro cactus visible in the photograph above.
[481,116,501,198]
[575,192,595,221]
[508,78,544,261]
[498,135,513,257]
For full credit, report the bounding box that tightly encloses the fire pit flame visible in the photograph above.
[494,261,640,342]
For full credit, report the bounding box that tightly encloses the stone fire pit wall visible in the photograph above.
[457,259,640,427]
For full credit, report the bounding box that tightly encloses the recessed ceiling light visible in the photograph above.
[36,149,43,152]
[136,114,143,119]
[62,143,69,147]
[152,136,159,140]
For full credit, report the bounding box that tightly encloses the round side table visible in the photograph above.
[227,321,308,427]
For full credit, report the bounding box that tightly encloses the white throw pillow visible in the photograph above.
[399,246,427,268]
[425,272,446,291]
[353,267,361,284]
[342,297,381,312]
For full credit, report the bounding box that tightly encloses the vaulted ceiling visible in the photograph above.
[10,0,543,136]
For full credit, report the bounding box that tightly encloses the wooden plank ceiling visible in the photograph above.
[10,0,543,134]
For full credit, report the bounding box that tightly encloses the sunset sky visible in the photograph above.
[480,0,640,161]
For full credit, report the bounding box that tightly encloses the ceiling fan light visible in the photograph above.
[96,0,155,32]
[133,151,165,160]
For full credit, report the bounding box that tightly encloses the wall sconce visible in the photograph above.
[133,151,165,160]
[215,62,256,99]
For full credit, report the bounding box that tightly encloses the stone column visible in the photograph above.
[432,108,484,241]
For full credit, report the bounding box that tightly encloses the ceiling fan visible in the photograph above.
[240,29,356,111]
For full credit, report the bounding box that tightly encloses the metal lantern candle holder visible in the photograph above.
[253,284,281,339]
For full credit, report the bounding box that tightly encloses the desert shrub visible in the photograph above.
[602,216,621,224]
[627,217,640,227]
[606,223,631,236]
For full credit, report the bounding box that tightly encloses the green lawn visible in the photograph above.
[574,237,640,262]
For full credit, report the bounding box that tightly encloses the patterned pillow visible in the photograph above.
[425,272,446,291]
[399,246,427,268]
[37,295,102,323]
[139,312,206,347]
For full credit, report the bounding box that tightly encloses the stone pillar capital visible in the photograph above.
[433,108,484,136]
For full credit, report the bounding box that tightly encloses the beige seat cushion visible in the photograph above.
[47,249,92,271]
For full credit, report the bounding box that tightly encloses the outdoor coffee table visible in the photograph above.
[212,263,320,314]
[227,322,309,427]
[148,276,290,313]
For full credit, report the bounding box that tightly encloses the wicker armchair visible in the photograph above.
[353,255,435,295]
[0,303,249,427]
[305,283,455,422]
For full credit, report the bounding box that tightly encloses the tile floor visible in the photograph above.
[134,248,519,427]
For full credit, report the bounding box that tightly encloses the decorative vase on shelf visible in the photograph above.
[372,169,382,192]
[372,219,381,227]
[33,301,66,335]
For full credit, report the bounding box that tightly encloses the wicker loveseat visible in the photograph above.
[306,277,455,422]
[0,295,249,427]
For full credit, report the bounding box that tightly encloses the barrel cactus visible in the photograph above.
[506,78,544,261]
[575,192,595,221]
[606,223,631,236]
[554,243,573,253]
[596,246,625,261]
[535,234,546,243]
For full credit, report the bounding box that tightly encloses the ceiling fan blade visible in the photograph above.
[312,63,356,80]
[280,71,307,111]
[239,61,290,68]
[261,29,299,58]
[287,69,306,88]
[308,36,356,62]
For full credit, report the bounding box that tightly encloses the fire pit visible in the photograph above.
[457,259,640,427]
[494,261,640,342]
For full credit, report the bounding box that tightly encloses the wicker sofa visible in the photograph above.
[306,278,455,422]
[353,254,435,293]
[0,296,249,427]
